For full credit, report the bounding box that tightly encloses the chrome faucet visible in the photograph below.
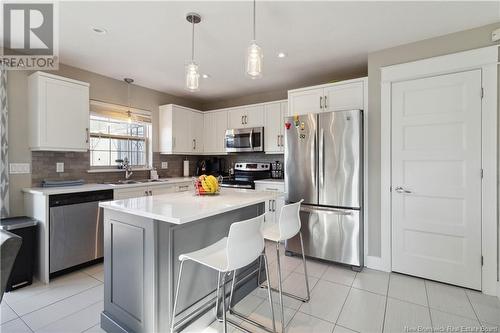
[123,157,133,180]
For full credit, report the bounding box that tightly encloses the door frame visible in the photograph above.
[380,45,499,295]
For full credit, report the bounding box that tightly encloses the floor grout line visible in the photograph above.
[380,272,391,333]
[14,282,103,319]
[463,290,482,325]
[424,280,434,330]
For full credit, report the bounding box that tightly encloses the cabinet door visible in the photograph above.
[171,107,191,153]
[41,76,89,151]
[324,81,364,112]
[264,102,282,153]
[288,87,323,116]
[114,187,149,200]
[227,108,247,129]
[203,112,216,153]
[243,105,264,128]
[190,111,204,153]
[150,185,176,196]
[214,110,228,153]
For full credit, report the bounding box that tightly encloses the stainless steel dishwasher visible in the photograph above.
[49,190,114,275]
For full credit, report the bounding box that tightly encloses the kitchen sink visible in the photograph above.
[104,179,169,186]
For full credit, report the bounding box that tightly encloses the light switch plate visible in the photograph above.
[56,162,64,173]
[161,162,168,169]
[9,163,31,174]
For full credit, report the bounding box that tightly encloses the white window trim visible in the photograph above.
[380,45,498,296]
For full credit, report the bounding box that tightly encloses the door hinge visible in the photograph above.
[481,255,484,266]
[481,87,484,99]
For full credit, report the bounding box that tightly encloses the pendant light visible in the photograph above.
[124,78,134,123]
[186,13,201,91]
[246,0,263,78]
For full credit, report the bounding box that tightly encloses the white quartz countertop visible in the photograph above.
[23,177,193,195]
[254,179,284,184]
[99,188,277,224]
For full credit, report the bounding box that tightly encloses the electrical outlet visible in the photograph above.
[56,162,64,173]
[161,162,168,169]
[492,28,500,42]
[9,163,31,174]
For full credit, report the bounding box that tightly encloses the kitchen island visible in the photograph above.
[99,188,278,333]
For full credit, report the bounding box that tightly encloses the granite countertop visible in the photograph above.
[23,177,194,195]
[99,188,277,224]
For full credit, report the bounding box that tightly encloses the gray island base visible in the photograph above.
[99,189,278,333]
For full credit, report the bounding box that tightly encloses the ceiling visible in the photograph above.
[56,1,499,102]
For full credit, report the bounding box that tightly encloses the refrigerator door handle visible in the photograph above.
[312,128,317,188]
[319,128,325,188]
[300,204,354,216]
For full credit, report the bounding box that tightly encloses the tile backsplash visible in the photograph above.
[30,151,284,186]
[31,151,200,186]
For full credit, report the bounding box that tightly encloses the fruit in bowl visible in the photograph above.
[195,175,220,195]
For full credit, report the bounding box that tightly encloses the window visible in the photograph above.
[89,101,152,169]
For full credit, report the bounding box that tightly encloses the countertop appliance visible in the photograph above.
[284,110,363,269]
[49,190,114,276]
[225,127,264,152]
[220,162,270,189]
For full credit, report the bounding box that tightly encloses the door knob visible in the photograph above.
[395,186,411,194]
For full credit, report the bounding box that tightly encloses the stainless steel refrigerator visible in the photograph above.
[284,110,363,269]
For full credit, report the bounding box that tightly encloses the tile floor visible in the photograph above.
[1,242,499,333]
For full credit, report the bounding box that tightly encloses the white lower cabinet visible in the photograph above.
[255,182,285,224]
[113,182,191,200]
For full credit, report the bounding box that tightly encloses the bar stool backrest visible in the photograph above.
[278,199,304,241]
[226,214,265,271]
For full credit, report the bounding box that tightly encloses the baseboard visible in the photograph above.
[366,255,391,272]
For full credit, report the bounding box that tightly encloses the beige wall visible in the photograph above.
[366,22,500,257]
[7,64,201,216]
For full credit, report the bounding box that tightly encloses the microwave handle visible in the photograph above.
[249,128,254,149]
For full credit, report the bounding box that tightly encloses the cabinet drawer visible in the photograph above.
[255,183,285,193]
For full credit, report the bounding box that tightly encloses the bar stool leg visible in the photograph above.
[262,253,276,332]
[170,260,185,333]
[299,232,311,301]
[275,242,286,333]
[221,272,228,333]
[257,255,263,286]
[215,271,222,322]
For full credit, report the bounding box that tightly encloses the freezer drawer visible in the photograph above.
[285,205,363,267]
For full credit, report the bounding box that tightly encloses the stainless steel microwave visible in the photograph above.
[225,127,264,152]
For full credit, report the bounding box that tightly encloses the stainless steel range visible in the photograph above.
[220,162,271,189]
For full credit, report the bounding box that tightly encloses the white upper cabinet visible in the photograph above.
[227,105,264,128]
[159,104,204,155]
[324,81,364,112]
[203,110,228,155]
[288,87,323,115]
[288,77,367,116]
[264,101,286,154]
[28,72,90,151]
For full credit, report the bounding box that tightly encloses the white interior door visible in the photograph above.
[391,70,482,290]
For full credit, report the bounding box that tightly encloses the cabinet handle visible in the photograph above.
[173,137,176,149]
[144,190,149,196]
[266,188,279,191]
[241,115,244,125]
[277,135,280,147]
[85,128,89,143]
[320,96,323,109]
[149,190,153,196]
[245,115,248,124]
[324,96,328,109]
[192,139,196,150]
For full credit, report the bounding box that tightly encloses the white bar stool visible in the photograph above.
[259,199,310,333]
[170,214,276,333]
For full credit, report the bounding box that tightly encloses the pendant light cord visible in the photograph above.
[253,0,256,41]
[191,15,195,61]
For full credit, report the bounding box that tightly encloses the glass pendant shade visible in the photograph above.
[246,41,263,78]
[185,61,200,91]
